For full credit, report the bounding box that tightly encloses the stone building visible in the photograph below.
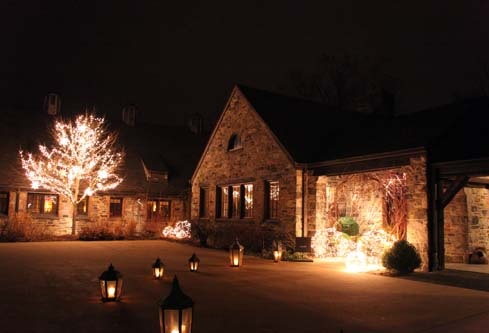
[191,85,489,271]
[0,104,207,236]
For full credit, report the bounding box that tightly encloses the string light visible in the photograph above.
[162,220,191,239]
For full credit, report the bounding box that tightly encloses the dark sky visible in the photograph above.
[2,1,488,125]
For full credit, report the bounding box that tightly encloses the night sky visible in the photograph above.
[2,1,488,125]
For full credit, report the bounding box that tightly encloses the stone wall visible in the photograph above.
[191,88,297,234]
[403,155,429,270]
[2,190,185,235]
[310,154,429,269]
[465,187,489,252]
[444,190,468,263]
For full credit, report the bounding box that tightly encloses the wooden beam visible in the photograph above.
[440,175,469,209]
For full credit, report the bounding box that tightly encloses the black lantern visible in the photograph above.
[153,258,165,279]
[99,264,123,302]
[229,238,244,267]
[159,276,194,333]
[188,253,200,272]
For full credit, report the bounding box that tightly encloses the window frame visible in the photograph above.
[227,133,242,151]
[199,187,209,218]
[0,191,9,216]
[77,196,89,217]
[27,193,59,217]
[216,183,253,220]
[147,199,171,222]
[109,197,123,218]
[265,181,279,220]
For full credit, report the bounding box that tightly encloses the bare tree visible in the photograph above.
[19,113,125,235]
[281,54,398,114]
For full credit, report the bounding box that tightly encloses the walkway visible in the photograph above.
[1,240,489,332]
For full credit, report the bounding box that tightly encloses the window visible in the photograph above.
[147,200,171,222]
[216,183,253,219]
[27,193,58,215]
[199,188,209,218]
[231,185,240,218]
[243,184,253,218]
[77,197,89,216]
[110,197,123,217]
[216,186,229,218]
[0,192,8,215]
[266,181,279,219]
[227,133,241,151]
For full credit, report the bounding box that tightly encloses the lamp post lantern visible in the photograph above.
[99,264,123,302]
[153,258,165,279]
[188,253,200,272]
[159,276,194,333]
[229,238,244,267]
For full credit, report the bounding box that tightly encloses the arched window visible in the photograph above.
[227,133,242,151]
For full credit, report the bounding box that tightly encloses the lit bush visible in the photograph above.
[382,239,421,274]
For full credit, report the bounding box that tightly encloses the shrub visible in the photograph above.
[338,216,359,236]
[78,220,127,241]
[190,219,216,247]
[0,213,52,242]
[382,239,421,274]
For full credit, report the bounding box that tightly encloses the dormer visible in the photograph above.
[141,159,168,183]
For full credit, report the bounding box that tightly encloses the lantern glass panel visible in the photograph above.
[154,267,164,278]
[189,261,198,271]
[160,308,192,333]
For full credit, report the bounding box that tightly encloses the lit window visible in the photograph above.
[147,200,171,222]
[217,186,229,218]
[27,193,58,215]
[243,184,253,218]
[227,133,242,151]
[110,198,123,217]
[77,196,89,216]
[0,192,8,215]
[266,181,279,219]
[231,185,240,218]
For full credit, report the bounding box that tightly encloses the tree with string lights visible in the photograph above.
[19,113,125,235]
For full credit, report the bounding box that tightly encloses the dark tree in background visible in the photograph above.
[280,54,400,115]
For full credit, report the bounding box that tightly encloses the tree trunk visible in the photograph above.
[72,203,77,235]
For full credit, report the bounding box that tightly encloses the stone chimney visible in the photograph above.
[44,93,61,115]
[122,105,137,126]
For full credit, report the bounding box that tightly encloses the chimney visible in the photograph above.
[44,93,61,115]
[185,113,203,134]
[122,105,137,126]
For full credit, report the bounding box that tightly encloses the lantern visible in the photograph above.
[99,264,123,302]
[188,253,200,272]
[159,276,194,333]
[272,240,282,263]
[153,258,165,279]
[229,238,244,267]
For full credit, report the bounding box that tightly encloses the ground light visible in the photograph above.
[273,250,282,263]
[159,276,194,333]
[153,258,165,279]
[188,253,200,272]
[229,238,244,267]
[99,264,123,302]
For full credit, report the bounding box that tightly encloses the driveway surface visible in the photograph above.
[1,240,489,333]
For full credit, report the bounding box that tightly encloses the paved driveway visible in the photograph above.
[1,240,489,333]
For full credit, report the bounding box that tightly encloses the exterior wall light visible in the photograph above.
[159,276,194,333]
[188,253,200,272]
[229,238,244,267]
[153,258,165,279]
[99,264,123,302]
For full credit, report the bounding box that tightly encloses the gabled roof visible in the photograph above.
[237,85,489,164]
[0,110,208,197]
[201,85,488,164]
